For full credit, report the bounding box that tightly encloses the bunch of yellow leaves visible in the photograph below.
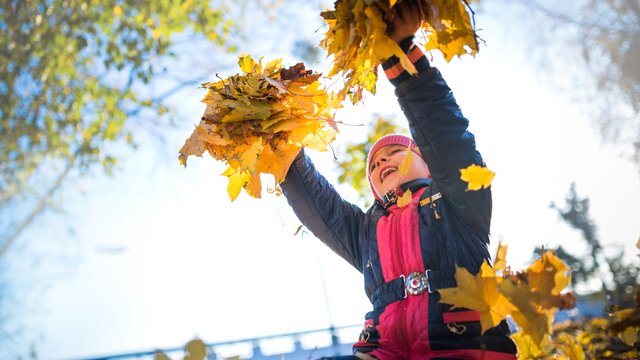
[179,55,340,201]
[320,0,478,103]
[438,244,576,355]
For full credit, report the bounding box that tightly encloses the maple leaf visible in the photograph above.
[512,332,545,360]
[499,251,574,344]
[438,260,515,334]
[222,167,251,202]
[397,189,413,207]
[528,251,572,298]
[397,144,414,178]
[179,55,340,201]
[459,164,495,191]
[493,241,508,273]
[499,276,555,345]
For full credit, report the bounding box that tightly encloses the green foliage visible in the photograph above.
[335,115,408,202]
[0,0,234,205]
[0,0,241,259]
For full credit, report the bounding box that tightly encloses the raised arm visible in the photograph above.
[385,2,491,231]
[281,150,365,271]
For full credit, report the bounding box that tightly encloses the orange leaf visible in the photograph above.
[397,189,412,207]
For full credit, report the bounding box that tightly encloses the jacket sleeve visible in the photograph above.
[396,67,492,232]
[281,149,365,271]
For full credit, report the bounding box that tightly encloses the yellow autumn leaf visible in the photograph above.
[240,138,263,173]
[222,167,251,202]
[528,251,571,297]
[459,164,495,191]
[499,251,574,345]
[499,277,554,345]
[397,189,413,207]
[556,333,586,360]
[178,126,207,167]
[494,241,508,273]
[424,0,478,62]
[397,144,415,178]
[512,332,545,360]
[238,54,261,74]
[438,260,515,334]
[179,56,340,201]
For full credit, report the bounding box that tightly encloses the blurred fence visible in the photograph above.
[79,325,361,360]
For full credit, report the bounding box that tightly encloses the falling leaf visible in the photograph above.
[528,251,571,297]
[494,241,508,273]
[636,237,640,257]
[459,164,495,191]
[499,276,554,345]
[397,145,414,178]
[438,260,515,334]
[179,55,339,201]
[499,251,574,344]
[397,189,413,207]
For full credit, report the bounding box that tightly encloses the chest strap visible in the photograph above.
[419,191,442,206]
[370,268,457,310]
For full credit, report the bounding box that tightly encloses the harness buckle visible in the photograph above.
[399,274,408,299]
[425,269,434,294]
[404,271,429,296]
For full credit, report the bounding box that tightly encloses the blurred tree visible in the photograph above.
[334,115,408,204]
[542,183,639,308]
[487,0,640,171]
[0,0,246,356]
[0,0,239,259]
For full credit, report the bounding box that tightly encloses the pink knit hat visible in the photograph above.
[366,134,420,201]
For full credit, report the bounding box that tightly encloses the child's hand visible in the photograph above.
[388,1,425,44]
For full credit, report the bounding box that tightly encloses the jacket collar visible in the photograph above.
[380,178,432,208]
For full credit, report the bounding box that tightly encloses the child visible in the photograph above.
[281,2,517,359]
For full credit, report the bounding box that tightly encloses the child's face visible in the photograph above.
[369,144,431,198]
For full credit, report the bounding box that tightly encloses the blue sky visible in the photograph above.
[7,1,640,359]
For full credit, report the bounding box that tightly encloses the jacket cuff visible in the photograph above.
[381,36,430,87]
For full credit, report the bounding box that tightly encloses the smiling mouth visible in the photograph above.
[380,167,398,182]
